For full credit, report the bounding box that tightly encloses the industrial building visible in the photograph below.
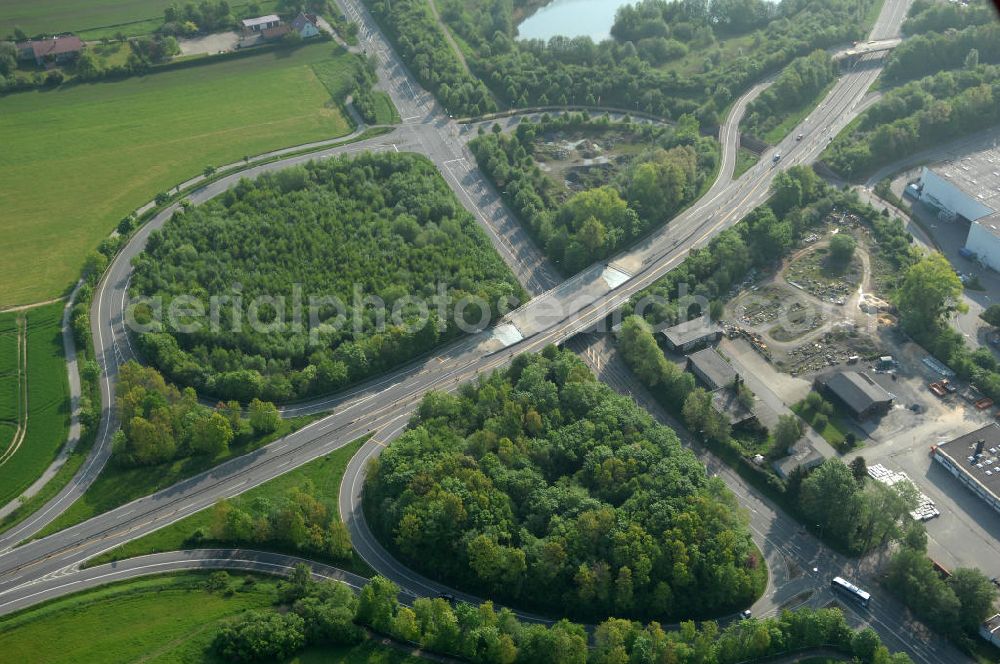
[687,348,737,391]
[915,144,1000,271]
[660,316,722,353]
[932,423,1000,517]
[814,371,893,420]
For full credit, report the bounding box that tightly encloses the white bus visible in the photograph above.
[831,576,871,608]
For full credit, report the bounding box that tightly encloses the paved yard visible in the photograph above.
[177,31,239,56]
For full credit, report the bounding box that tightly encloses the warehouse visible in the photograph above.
[814,371,893,420]
[933,423,1000,517]
[915,145,1000,269]
[660,316,722,353]
[965,212,1000,272]
[687,348,737,391]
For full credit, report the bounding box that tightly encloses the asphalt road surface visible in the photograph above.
[0,0,965,661]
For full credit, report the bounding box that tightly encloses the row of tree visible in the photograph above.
[366,346,765,621]
[131,152,525,402]
[215,565,913,663]
[112,360,281,466]
[826,62,1000,180]
[470,113,715,273]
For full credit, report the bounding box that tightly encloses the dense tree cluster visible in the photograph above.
[160,1,236,36]
[364,0,496,116]
[796,459,917,553]
[366,347,764,621]
[111,361,279,467]
[430,0,875,124]
[826,61,1000,179]
[215,569,363,662]
[216,567,912,663]
[742,50,835,141]
[902,0,999,37]
[885,524,997,648]
[132,153,524,402]
[471,113,715,273]
[883,22,1000,85]
[206,480,354,561]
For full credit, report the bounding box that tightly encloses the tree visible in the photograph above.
[829,233,856,264]
[772,414,803,455]
[965,48,979,69]
[948,568,997,634]
[896,253,965,337]
[190,411,233,456]
[249,398,280,434]
[204,165,217,178]
[980,304,1000,327]
[213,611,306,662]
[849,456,868,483]
[356,575,399,633]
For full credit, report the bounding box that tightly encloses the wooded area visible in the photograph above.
[366,346,765,621]
[212,566,912,664]
[432,0,876,124]
[112,361,281,467]
[131,152,525,402]
[471,113,716,273]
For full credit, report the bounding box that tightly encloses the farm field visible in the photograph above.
[0,42,360,307]
[0,302,70,510]
[92,437,373,577]
[0,571,421,664]
[0,0,278,40]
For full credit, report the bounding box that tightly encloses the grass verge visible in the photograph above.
[0,302,70,509]
[88,436,373,577]
[34,414,321,539]
[0,570,421,664]
[734,147,759,179]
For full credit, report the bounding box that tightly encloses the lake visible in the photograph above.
[516,0,636,43]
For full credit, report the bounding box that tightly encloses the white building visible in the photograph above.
[966,212,1000,272]
[918,166,996,223]
[917,144,1000,268]
[241,14,281,33]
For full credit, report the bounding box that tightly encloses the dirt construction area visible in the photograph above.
[533,126,649,197]
[726,211,894,377]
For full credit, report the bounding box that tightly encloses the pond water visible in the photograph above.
[516,0,636,43]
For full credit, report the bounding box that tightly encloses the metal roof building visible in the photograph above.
[814,371,893,420]
[687,348,737,391]
[933,423,1000,517]
[659,316,722,353]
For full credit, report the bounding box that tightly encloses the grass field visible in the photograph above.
[91,437,373,576]
[0,302,70,510]
[0,571,421,664]
[0,0,279,40]
[36,413,320,539]
[0,42,361,308]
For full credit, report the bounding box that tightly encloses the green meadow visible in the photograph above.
[0,42,359,307]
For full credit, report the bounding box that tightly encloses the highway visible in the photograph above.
[0,0,968,660]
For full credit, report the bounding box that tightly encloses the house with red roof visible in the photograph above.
[16,35,84,66]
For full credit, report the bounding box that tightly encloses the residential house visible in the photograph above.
[291,13,321,39]
[16,35,83,66]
